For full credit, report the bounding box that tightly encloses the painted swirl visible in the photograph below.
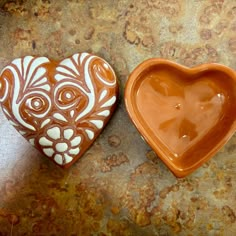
[0,56,50,131]
[20,91,51,119]
[54,53,96,122]
[91,57,117,86]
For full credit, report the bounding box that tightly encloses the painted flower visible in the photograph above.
[39,126,81,165]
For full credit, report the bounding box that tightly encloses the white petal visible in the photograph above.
[53,113,67,122]
[101,96,116,108]
[85,129,94,140]
[64,129,74,140]
[79,52,89,64]
[56,67,75,77]
[99,90,107,102]
[60,58,79,76]
[90,120,103,129]
[71,136,81,147]
[39,137,53,146]
[69,148,80,155]
[43,148,55,157]
[41,118,51,128]
[72,53,79,63]
[56,143,68,152]
[55,74,67,81]
[39,84,50,91]
[33,76,47,86]
[30,68,46,86]
[12,58,22,75]
[54,154,63,165]
[47,127,61,140]
[64,153,73,164]
[70,110,75,117]
[97,110,110,117]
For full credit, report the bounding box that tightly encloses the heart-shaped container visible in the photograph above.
[0,53,119,168]
[125,59,236,177]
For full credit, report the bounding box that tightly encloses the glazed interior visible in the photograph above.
[133,64,236,170]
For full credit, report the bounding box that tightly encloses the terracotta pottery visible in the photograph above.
[125,59,236,177]
[0,53,118,168]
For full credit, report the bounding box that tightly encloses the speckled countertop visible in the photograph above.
[0,0,235,235]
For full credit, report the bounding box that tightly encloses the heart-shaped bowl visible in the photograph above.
[125,59,236,177]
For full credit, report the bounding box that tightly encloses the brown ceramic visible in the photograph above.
[0,53,118,168]
[125,59,236,177]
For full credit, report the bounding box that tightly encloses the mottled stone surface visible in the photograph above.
[0,0,235,235]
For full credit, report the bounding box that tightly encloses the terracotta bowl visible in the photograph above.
[125,59,236,177]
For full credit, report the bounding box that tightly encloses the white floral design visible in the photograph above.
[0,53,118,167]
[39,126,81,165]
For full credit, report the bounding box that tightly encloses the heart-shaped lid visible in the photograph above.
[125,59,236,177]
[0,52,119,168]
